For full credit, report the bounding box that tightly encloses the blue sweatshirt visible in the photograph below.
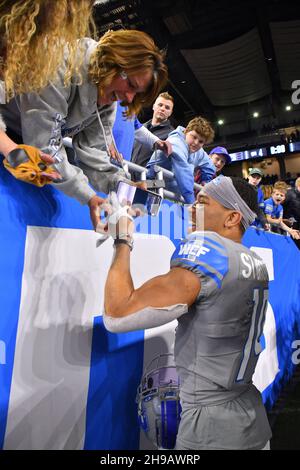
[147,126,216,203]
[264,197,283,219]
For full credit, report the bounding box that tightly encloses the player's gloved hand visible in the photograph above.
[187,192,205,233]
[96,191,135,239]
[108,193,135,244]
[3,144,62,187]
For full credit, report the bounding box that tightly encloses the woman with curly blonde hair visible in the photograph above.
[0,0,95,174]
[0,0,95,98]
[1,28,168,228]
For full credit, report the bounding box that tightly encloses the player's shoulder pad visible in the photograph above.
[171,231,229,288]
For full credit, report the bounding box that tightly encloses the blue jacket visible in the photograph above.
[147,126,216,203]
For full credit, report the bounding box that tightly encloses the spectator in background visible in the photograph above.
[131,92,174,169]
[147,116,215,203]
[247,168,269,230]
[263,182,300,240]
[285,172,296,188]
[112,101,172,163]
[271,174,278,185]
[283,177,300,249]
[208,146,231,174]
[194,146,231,194]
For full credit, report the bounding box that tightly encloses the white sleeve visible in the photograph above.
[103,303,188,333]
[134,125,159,148]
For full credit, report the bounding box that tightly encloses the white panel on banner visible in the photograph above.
[250,247,274,281]
[4,226,112,450]
[4,228,175,450]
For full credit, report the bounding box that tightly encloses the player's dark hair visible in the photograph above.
[230,177,259,231]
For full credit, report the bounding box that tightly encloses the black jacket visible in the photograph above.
[131,119,174,168]
[283,188,300,229]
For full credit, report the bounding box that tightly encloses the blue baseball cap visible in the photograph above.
[209,146,231,164]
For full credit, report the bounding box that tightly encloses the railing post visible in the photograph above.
[140,170,147,182]
[123,162,129,175]
[156,170,164,199]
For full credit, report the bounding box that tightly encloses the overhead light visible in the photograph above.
[218,119,224,125]
[181,80,186,84]
[286,105,292,111]
[253,112,259,118]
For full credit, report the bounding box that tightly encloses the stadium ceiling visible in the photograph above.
[93,0,300,140]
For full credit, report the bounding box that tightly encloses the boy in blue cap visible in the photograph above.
[208,146,231,174]
[194,146,230,195]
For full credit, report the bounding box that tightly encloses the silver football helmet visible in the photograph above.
[136,353,181,449]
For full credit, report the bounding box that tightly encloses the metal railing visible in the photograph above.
[122,160,202,203]
[63,137,201,204]
[62,138,297,238]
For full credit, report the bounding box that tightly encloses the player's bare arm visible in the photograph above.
[104,244,201,318]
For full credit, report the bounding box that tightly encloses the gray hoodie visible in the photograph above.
[0,38,125,204]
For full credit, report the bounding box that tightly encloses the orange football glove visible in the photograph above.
[3,144,58,187]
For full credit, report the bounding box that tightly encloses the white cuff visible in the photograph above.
[103,303,188,333]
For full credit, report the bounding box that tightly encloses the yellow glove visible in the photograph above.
[3,144,58,187]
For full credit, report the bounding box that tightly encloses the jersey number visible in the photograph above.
[236,288,268,382]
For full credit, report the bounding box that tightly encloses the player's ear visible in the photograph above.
[224,210,242,229]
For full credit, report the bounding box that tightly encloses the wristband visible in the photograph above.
[114,237,134,251]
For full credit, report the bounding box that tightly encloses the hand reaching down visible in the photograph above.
[155,140,172,156]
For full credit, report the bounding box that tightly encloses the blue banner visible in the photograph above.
[1,160,300,448]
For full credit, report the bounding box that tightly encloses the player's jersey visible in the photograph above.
[171,231,269,406]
